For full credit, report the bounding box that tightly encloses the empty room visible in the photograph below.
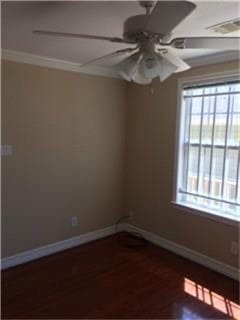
[1,1,240,319]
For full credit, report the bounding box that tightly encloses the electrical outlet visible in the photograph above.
[71,216,78,227]
[231,241,239,255]
[1,145,13,156]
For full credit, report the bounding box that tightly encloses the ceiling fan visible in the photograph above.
[33,1,239,85]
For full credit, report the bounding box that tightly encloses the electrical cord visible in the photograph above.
[115,215,148,248]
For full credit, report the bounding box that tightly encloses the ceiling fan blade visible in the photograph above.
[144,1,196,36]
[159,49,190,73]
[33,30,131,44]
[171,37,240,50]
[80,48,137,68]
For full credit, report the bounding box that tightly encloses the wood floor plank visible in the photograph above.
[2,233,239,319]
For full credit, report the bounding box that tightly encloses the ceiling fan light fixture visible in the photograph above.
[137,52,178,83]
[117,52,143,82]
[118,51,179,84]
[131,67,152,85]
[119,71,132,82]
[141,53,162,79]
[159,50,190,74]
[158,58,178,82]
[118,51,159,84]
[32,0,240,85]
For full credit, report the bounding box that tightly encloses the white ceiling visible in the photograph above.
[2,1,240,67]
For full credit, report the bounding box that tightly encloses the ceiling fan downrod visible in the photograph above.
[139,1,154,15]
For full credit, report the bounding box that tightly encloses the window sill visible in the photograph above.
[171,201,240,227]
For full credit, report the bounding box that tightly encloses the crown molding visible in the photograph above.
[1,49,239,79]
[186,50,239,68]
[1,49,121,79]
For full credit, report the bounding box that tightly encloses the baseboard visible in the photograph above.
[1,225,118,270]
[2,223,239,281]
[125,224,239,281]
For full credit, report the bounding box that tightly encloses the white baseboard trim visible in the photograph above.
[124,224,239,281]
[2,223,239,281]
[1,225,118,270]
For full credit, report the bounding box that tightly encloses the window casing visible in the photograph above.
[175,73,240,223]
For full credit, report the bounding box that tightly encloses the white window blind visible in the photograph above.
[176,79,240,221]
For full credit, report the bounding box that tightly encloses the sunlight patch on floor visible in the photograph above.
[184,278,240,320]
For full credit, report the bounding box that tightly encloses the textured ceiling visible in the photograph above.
[2,1,240,67]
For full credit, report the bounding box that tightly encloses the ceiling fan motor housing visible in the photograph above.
[123,15,150,41]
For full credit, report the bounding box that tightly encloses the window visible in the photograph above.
[175,73,240,222]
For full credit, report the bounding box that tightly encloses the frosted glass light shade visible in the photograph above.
[131,67,152,84]
[117,50,183,84]
[117,52,142,81]
[141,53,162,79]
[158,58,178,81]
[138,53,178,82]
[161,50,190,73]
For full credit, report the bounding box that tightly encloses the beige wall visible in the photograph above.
[126,60,239,268]
[2,59,239,269]
[2,60,127,257]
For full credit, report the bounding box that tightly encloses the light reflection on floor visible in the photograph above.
[184,278,240,320]
[181,306,208,320]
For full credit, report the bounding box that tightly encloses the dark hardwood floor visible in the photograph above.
[2,233,239,319]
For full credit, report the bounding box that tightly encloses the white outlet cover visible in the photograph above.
[71,216,78,227]
[1,145,13,156]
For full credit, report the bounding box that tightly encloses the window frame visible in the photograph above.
[173,69,240,226]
